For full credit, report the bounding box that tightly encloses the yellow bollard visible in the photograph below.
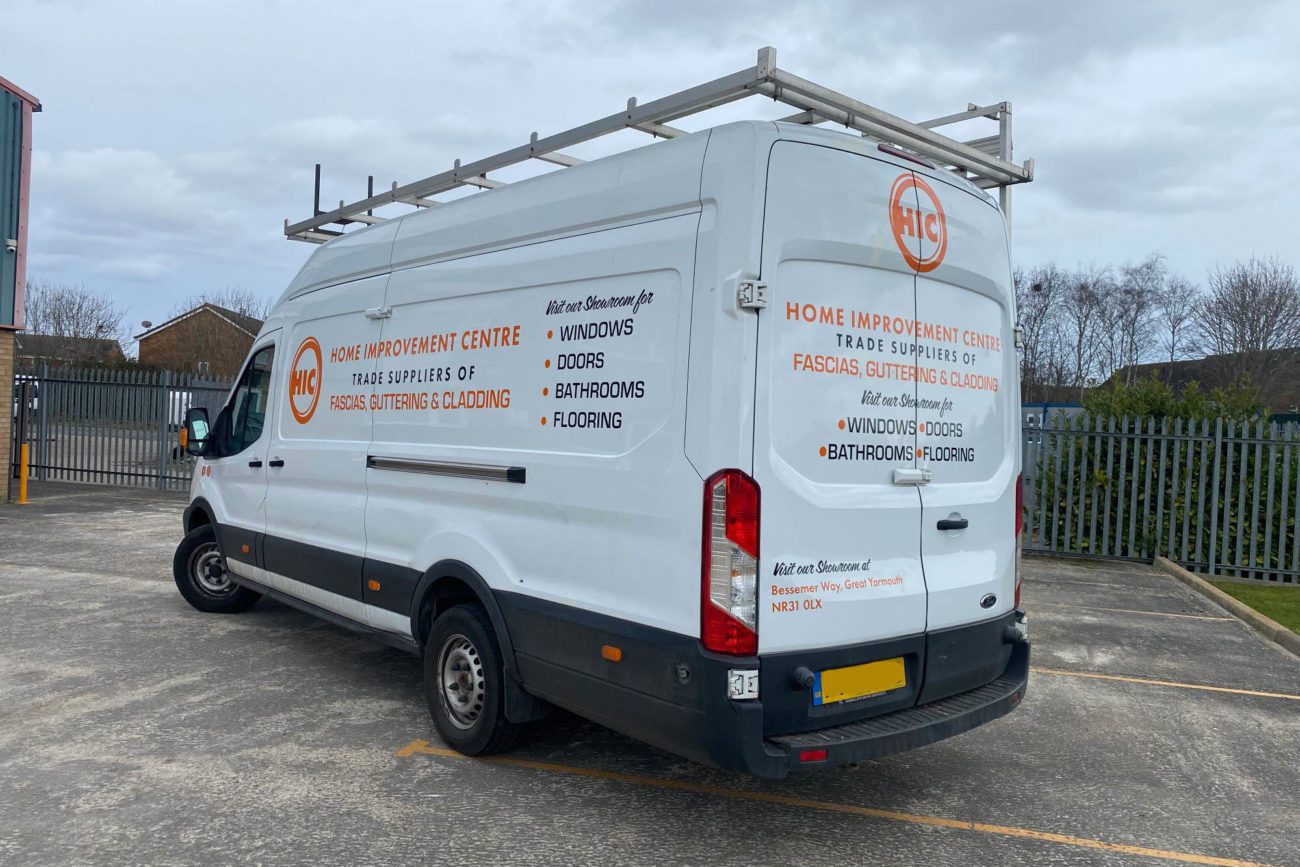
[18,443,29,505]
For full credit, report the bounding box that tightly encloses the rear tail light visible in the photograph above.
[800,749,829,763]
[702,469,759,656]
[1015,473,1024,538]
[1014,473,1023,608]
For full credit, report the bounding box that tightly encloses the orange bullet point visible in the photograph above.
[542,387,549,396]
[547,329,553,339]
[837,419,845,430]
[819,446,828,457]
[544,359,551,368]
[541,417,548,426]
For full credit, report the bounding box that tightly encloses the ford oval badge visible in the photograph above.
[980,593,997,609]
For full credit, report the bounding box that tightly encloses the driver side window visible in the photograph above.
[223,346,275,455]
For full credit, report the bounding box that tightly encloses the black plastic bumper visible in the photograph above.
[712,639,1030,779]
[763,639,1030,773]
[497,591,1030,780]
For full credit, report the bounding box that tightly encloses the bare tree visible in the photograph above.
[1059,265,1113,397]
[1015,262,1069,402]
[1109,253,1164,384]
[1153,273,1200,368]
[23,278,128,363]
[171,286,273,322]
[1194,256,1300,394]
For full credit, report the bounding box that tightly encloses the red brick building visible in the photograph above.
[135,304,263,379]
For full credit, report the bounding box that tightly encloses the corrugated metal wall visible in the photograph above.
[0,89,22,325]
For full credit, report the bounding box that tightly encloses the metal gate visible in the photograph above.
[12,365,233,492]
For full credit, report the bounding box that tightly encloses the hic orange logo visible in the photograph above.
[289,336,322,424]
[888,174,947,273]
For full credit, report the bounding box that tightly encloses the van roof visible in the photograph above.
[276,120,998,309]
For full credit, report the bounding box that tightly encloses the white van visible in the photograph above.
[175,110,1028,777]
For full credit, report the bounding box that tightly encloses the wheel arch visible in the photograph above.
[411,560,519,678]
[184,498,216,533]
[411,560,549,724]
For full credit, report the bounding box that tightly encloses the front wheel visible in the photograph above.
[172,524,261,613]
[424,603,523,755]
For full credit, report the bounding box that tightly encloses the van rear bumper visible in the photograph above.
[758,640,1029,774]
[499,592,1029,780]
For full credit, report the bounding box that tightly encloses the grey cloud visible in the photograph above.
[5,0,1300,327]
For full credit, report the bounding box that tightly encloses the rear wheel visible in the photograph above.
[172,524,261,613]
[424,603,522,755]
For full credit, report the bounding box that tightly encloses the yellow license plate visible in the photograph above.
[813,657,907,706]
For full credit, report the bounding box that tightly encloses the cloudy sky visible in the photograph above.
[5,0,1299,342]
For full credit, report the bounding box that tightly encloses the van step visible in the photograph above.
[768,672,1023,749]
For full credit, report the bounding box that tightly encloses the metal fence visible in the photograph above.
[12,365,233,492]
[1023,415,1300,584]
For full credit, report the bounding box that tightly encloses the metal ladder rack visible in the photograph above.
[285,46,1034,244]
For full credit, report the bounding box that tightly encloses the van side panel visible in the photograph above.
[363,213,704,658]
[682,123,774,478]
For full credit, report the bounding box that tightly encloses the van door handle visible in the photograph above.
[893,468,932,486]
[248,459,263,468]
[937,518,969,531]
[269,458,285,468]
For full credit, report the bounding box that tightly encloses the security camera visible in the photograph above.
[3,239,16,254]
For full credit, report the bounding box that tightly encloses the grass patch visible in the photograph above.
[1209,580,1300,635]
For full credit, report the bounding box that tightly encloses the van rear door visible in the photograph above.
[753,141,927,655]
[910,175,1019,631]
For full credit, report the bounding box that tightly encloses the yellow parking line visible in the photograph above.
[1031,602,1234,621]
[1033,668,1300,701]
[396,740,1270,867]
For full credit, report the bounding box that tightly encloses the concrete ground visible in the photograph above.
[1,482,1298,867]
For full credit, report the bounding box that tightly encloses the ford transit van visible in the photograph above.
[174,118,1028,778]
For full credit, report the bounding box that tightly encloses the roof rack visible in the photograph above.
[284,46,1034,244]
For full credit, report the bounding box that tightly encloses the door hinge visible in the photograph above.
[1013,325,1024,349]
[893,467,932,486]
[364,306,392,320]
[737,280,768,310]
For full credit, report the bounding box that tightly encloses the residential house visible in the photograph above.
[14,332,125,368]
[135,304,263,378]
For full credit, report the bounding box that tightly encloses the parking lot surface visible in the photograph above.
[2,482,1298,866]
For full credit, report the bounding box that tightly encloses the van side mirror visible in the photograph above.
[185,407,211,456]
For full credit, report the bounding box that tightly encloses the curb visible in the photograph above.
[1154,557,1300,659]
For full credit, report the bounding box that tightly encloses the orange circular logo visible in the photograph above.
[289,336,322,424]
[888,174,947,273]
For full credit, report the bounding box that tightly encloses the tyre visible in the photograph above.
[172,524,261,614]
[425,603,523,756]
